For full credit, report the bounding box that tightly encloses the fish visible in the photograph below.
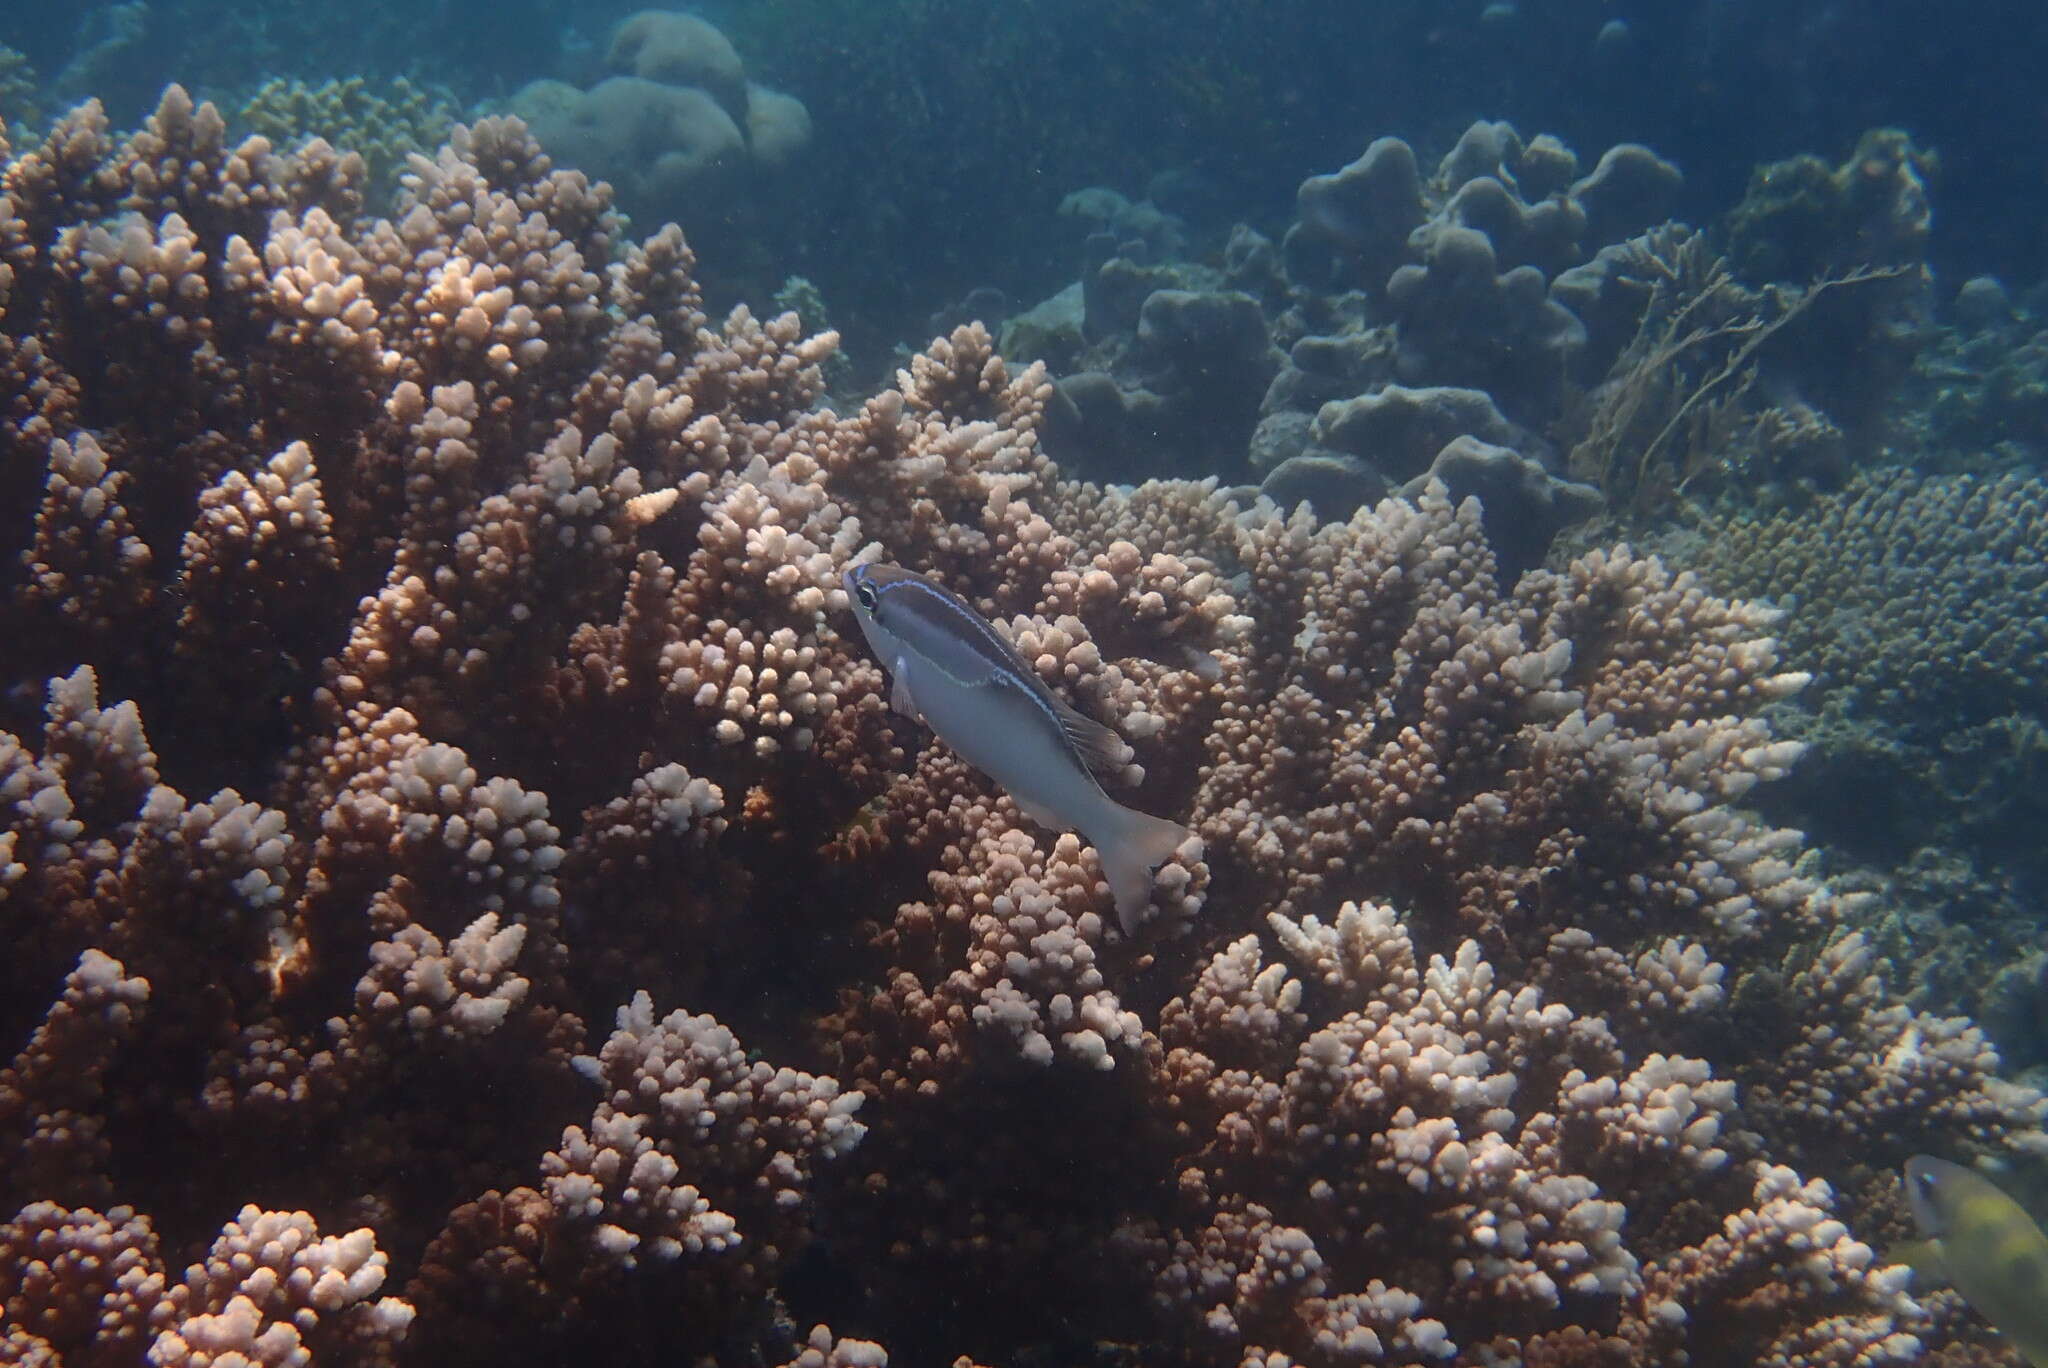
[842,562,1193,934]
[1900,1154,2048,1367]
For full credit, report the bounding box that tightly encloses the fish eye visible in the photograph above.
[855,580,878,611]
[1915,1171,1937,1195]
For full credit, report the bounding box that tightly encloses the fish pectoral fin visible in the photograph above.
[889,659,923,722]
[1012,793,1073,833]
[1889,1239,1950,1288]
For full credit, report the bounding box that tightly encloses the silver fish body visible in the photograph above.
[843,562,1192,933]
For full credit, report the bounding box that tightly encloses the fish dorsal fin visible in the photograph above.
[1044,688,1132,779]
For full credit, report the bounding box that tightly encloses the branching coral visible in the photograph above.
[238,76,457,206]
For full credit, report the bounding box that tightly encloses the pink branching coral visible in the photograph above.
[1,87,2041,1368]
[0,1199,414,1367]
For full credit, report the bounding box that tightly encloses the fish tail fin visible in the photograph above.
[1094,804,1196,936]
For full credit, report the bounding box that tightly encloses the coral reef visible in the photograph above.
[1708,129,1935,455]
[1,87,2044,1368]
[1898,276,2048,474]
[1,1199,416,1366]
[1674,470,2048,1071]
[712,0,2030,359]
[1724,129,1935,288]
[1026,119,1672,569]
[10,0,2037,369]
[1557,226,1890,523]
[1028,118,1949,559]
[238,77,457,208]
[511,11,811,245]
[0,45,38,136]
[1270,120,1676,428]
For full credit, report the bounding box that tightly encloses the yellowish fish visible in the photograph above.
[1901,1154,2048,1367]
[843,562,1193,933]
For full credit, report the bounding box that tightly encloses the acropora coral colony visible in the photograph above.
[1,88,2045,1368]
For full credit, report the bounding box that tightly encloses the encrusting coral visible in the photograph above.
[1,87,2044,1366]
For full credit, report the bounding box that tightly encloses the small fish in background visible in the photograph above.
[1899,1154,2048,1367]
[842,562,1195,934]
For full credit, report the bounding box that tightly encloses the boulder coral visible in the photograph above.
[512,11,811,233]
